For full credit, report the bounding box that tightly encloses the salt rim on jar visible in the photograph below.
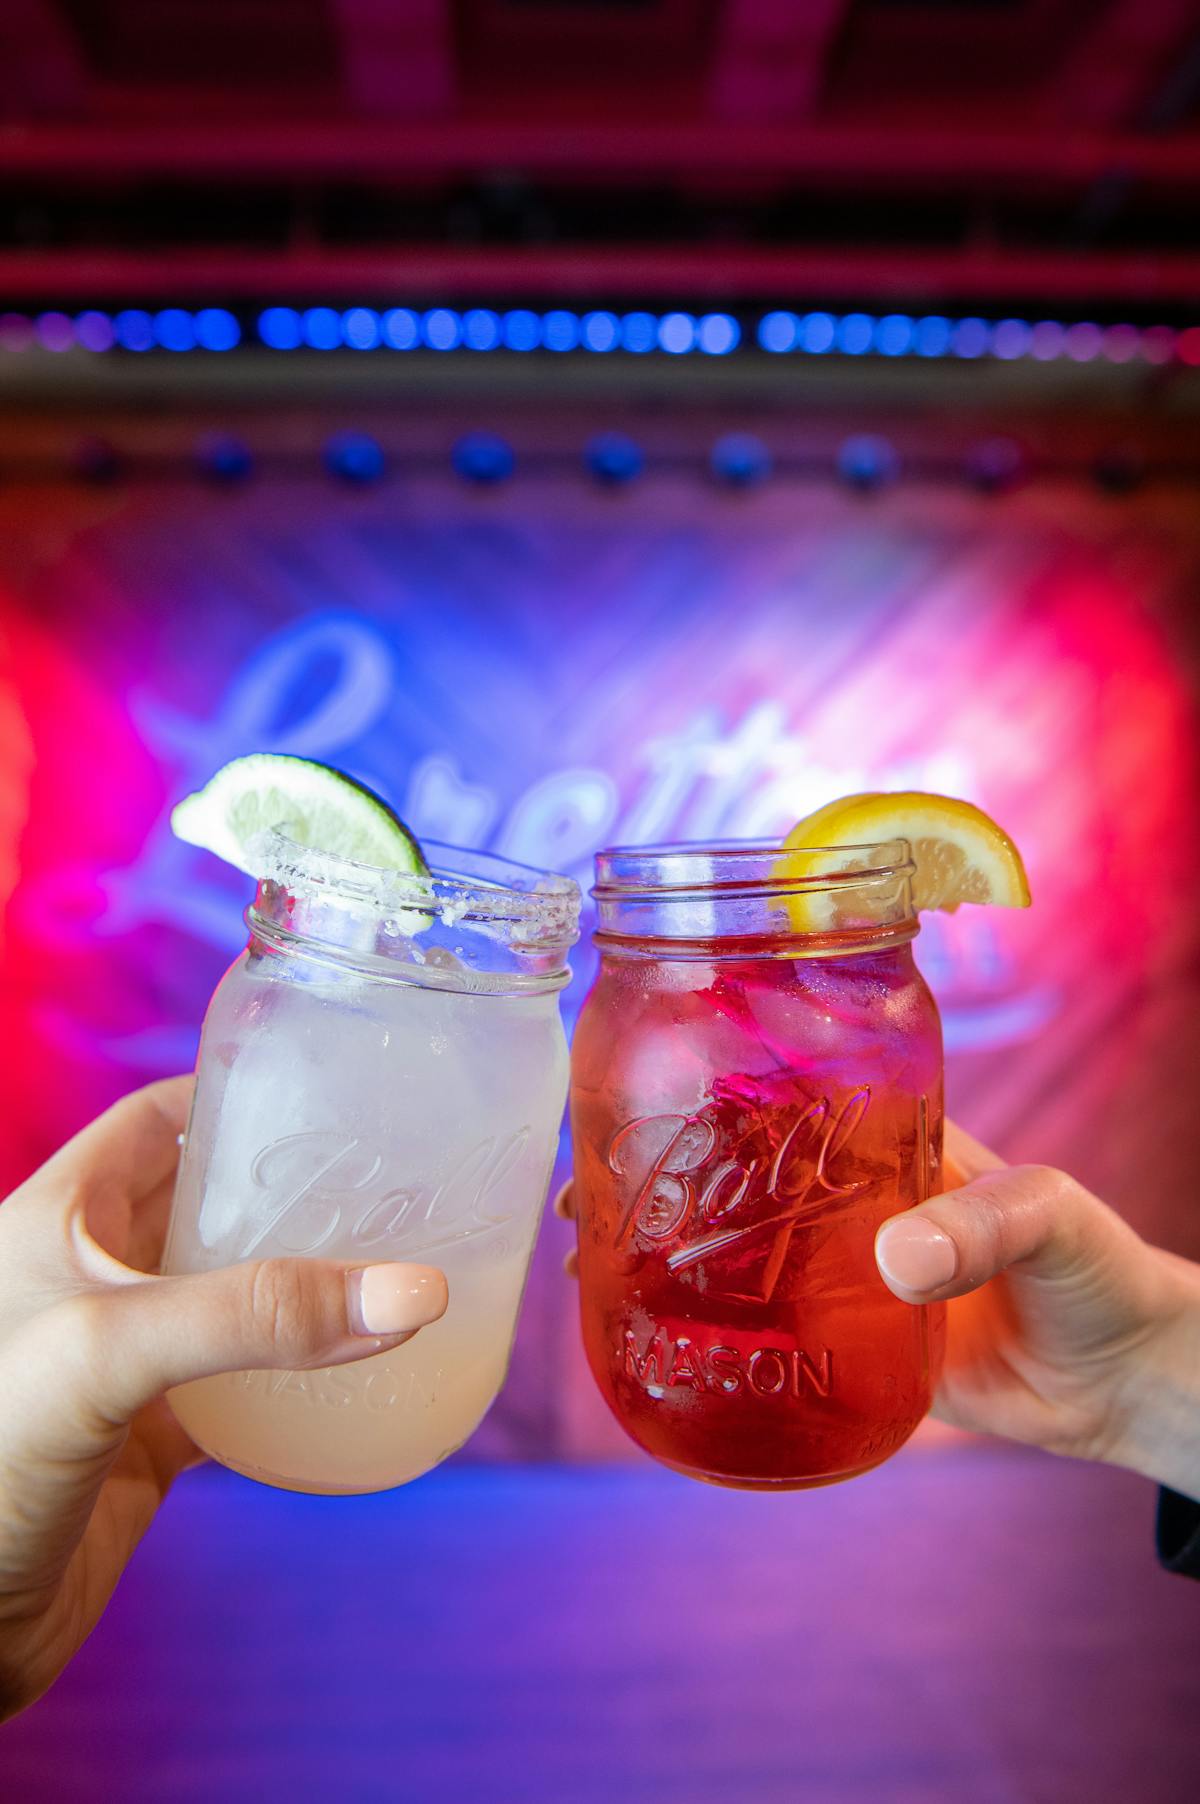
[247,829,580,990]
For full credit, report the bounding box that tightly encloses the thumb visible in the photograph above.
[874,1124,1133,1304]
[42,1257,448,1435]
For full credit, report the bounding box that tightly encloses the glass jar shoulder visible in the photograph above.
[205,940,566,1022]
[200,943,570,1121]
[194,945,257,1036]
[573,946,941,1098]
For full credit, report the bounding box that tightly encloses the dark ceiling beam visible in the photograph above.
[0,1,87,117]
[710,0,850,121]
[1,242,1197,304]
[330,0,455,116]
[3,119,1200,187]
[1050,0,1199,129]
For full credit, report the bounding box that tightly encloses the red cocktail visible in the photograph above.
[571,840,944,1489]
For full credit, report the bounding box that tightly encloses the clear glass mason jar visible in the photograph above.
[570,840,944,1490]
[163,833,579,1495]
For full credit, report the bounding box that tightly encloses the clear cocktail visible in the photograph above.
[164,831,579,1494]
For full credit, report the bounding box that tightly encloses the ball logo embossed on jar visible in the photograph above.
[234,1126,531,1260]
[606,1085,872,1303]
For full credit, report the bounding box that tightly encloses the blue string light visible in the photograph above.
[914,315,953,357]
[303,307,342,351]
[342,307,381,351]
[2,304,1197,372]
[113,309,154,353]
[992,319,1031,361]
[1065,322,1104,362]
[502,309,542,352]
[658,312,696,355]
[0,313,35,351]
[758,310,799,354]
[620,312,658,354]
[798,312,836,354]
[836,313,875,356]
[697,313,740,355]
[463,308,502,351]
[74,311,115,352]
[195,308,241,351]
[422,308,462,351]
[35,312,75,352]
[1030,321,1066,361]
[542,310,581,352]
[259,307,302,350]
[154,308,197,352]
[382,308,420,350]
[953,318,991,358]
[581,310,620,353]
[875,314,915,357]
[1102,324,1140,364]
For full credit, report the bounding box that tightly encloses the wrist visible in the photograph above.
[1108,1257,1200,1499]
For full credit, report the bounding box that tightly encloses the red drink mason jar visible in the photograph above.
[570,839,945,1489]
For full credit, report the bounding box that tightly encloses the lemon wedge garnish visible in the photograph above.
[778,791,1030,932]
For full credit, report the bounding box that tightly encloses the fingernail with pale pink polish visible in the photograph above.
[876,1218,958,1294]
[348,1265,448,1337]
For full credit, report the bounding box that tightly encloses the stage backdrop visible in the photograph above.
[2,415,1198,1459]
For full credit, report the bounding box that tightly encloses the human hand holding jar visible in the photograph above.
[558,1115,1200,1510]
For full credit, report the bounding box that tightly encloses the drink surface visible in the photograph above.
[571,935,944,1489]
[165,946,568,1493]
